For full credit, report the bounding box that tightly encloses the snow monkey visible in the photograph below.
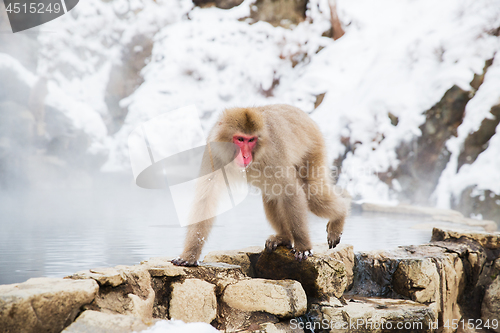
[171,104,349,267]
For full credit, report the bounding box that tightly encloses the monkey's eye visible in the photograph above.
[249,138,255,142]
[237,137,244,142]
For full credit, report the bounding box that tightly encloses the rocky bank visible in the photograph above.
[0,225,499,333]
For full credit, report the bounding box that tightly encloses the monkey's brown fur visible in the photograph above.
[172,104,349,266]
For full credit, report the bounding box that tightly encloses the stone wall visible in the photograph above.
[0,228,499,333]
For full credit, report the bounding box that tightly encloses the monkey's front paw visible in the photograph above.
[171,257,198,267]
[291,249,313,261]
[327,220,342,249]
[265,235,292,252]
[327,234,341,249]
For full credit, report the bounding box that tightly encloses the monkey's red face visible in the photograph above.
[233,134,258,167]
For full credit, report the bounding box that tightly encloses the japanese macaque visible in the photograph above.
[171,104,349,266]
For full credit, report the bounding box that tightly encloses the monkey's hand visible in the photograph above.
[328,235,341,249]
[291,248,313,261]
[171,257,199,267]
[265,235,293,252]
[327,220,342,249]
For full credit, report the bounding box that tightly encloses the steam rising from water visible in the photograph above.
[0,174,448,284]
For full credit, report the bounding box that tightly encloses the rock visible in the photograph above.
[457,101,500,170]
[359,202,464,219]
[141,257,183,275]
[217,303,278,332]
[311,296,437,332]
[0,277,98,333]
[261,320,305,332]
[351,249,401,298]
[142,258,246,292]
[460,217,498,233]
[68,265,154,321]
[223,278,307,318]
[62,310,156,333]
[192,0,244,9]
[431,227,500,250]
[455,186,500,226]
[393,249,464,331]
[481,275,500,333]
[142,258,244,320]
[392,258,440,303]
[314,243,355,290]
[255,246,347,299]
[352,243,469,333]
[434,252,465,328]
[356,203,497,232]
[203,246,263,276]
[248,0,307,28]
[169,278,217,323]
[70,267,125,287]
[430,214,498,233]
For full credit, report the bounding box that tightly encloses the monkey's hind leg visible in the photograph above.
[263,197,293,252]
[307,181,349,249]
[264,188,313,261]
[284,189,314,261]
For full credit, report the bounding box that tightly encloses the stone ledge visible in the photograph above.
[254,246,348,299]
[310,296,438,333]
[67,265,155,321]
[0,277,98,333]
[355,203,498,232]
[1,227,498,333]
[431,227,500,250]
[223,278,307,319]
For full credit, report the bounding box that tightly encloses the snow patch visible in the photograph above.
[135,320,219,333]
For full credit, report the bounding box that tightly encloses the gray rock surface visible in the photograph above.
[217,303,279,332]
[68,265,154,320]
[431,227,500,249]
[392,257,441,303]
[255,246,347,299]
[357,203,497,232]
[352,243,467,333]
[223,278,307,319]
[203,246,263,276]
[142,258,247,293]
[481,275,500,333]
[249,0,307,28]
[314,243,355,290]
[311,296,438,333]
[0,277,98,333]
[169,278,217,323]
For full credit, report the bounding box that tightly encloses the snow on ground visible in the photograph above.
[135,320,219,333]
[35,0,500,205]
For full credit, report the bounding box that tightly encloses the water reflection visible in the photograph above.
[0,185,475,284]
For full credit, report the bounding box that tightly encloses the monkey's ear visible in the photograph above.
[219,122,222,126]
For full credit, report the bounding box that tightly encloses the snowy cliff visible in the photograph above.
[1,0,499,218]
